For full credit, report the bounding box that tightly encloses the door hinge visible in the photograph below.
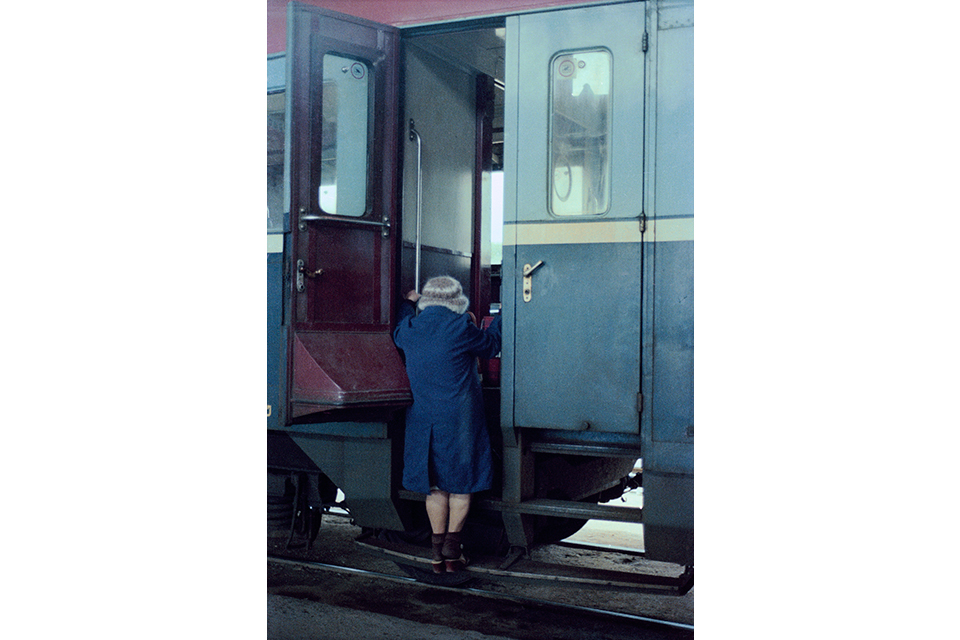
[642,31,649,53]
[640,212,647,234]
[637,393,644,413]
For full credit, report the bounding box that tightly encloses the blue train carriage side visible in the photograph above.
[267,0,693,575]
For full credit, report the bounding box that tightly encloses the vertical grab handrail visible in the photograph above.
[408,119,423,293]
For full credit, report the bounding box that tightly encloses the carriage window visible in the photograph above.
[319,54,370,216]
[549,49,611,216]
[267,91,285,232]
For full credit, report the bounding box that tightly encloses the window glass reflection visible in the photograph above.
[319,54,370,216]
[549,50,612,216]
[267,92,285,232]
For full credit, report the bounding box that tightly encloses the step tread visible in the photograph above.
[355,533,691,594]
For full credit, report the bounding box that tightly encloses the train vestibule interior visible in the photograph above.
[398,26,506,317]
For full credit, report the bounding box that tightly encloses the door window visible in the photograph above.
[318,54,370,216]
[549,49,612,217]
[267,91,285,232]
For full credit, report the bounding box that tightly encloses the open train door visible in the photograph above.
[501,1,694,566]
[285,3,410,420]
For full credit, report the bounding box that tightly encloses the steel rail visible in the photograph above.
[267,553,693,633]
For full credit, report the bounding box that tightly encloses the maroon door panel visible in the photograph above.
[296,223,385,327]
[287,4,409,417]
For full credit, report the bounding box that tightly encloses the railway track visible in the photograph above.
[267,551,694,639]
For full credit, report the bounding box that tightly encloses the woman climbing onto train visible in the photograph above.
[393,275,502,573]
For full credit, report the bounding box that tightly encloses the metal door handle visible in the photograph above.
[298,207,391,238]
[298,260,323,277]
[522,261,545,302]
[296,259,323,292]
[523,261,545,277]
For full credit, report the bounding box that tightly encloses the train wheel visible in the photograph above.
[267,475,296,531]
[531,490,597,544]
[267,472,326,549]
[534,514,589,544]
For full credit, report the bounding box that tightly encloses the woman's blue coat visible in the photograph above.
[393,302,502,494]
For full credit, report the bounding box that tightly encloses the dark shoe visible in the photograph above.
[445,554,469,573]
[441,531,462,560]
[431,560,446,574]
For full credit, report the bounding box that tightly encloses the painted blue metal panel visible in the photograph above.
[654,26,693,219]
[643,1,693,471]
[511,241,641,433]
[638,0,693,565]
[650,239,693,446]
[268,49,287,429]
[288,432,405,530]
[281,421,388,439]
[267,251,286,429]
[642,471,694,563]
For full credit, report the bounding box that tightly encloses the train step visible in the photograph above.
[398,490,643,524]
[355,532,692,595]
[482,498,642,523]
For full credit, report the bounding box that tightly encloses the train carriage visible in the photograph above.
[267,0,693,585]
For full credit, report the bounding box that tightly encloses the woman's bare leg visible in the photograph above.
[425,489,450,534]
[425,490,451,572]
[441,493,472,569]
[447,493,472,533]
